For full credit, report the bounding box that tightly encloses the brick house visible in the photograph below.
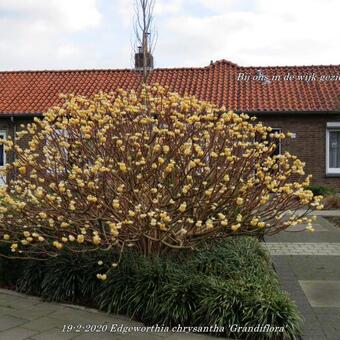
[0,59,340,188]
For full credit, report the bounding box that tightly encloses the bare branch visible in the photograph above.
[133,0,156,83]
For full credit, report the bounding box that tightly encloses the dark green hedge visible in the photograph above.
[1,237,302,339]
[306,184,335,196]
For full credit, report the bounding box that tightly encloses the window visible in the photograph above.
[0,130,7,186]
[326,123,340,174]
[0,131,6,167]
[268,128,282,156]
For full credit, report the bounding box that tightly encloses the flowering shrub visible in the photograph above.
[0,85,322,263]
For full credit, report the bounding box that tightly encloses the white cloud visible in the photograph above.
[117,1,134,27]
[0,0,338,70]
[196,0,235,13]
[154,0,184,15]
[56,45,81,59]
[0,0,102,70]
[118,0,184,28]
[159,0,340,66]
[0,0,101,31]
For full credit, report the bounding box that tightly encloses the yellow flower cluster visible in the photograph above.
[0,84,321,260]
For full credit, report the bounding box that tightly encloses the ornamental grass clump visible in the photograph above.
[15,238,302,339]
[0,85,322,265]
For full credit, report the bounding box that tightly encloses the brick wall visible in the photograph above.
[257,113,340,190]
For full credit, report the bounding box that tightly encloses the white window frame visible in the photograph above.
[326,122,340,175]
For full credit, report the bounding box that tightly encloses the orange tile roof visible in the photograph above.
[0,60,339,115]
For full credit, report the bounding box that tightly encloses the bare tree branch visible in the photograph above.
[133,0,156,83]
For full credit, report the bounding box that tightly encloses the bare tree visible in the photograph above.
[133,0,157,83]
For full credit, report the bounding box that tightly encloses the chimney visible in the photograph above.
[135,46,154,70]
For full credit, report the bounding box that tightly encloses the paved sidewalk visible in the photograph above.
[0,289,215,340]
[265,213,340,340]
[266,242,340,255]
[294,209,340,217]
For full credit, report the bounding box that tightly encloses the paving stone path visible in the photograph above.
[0,289,217,340]
[265,212,340,340]
[265,242,340,255]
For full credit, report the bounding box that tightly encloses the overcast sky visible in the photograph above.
[0,0,339,71]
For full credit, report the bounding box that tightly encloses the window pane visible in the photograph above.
[329,131,340,168]
[269,128,281,156]
[0,134,4,167]
[0,144,3,166]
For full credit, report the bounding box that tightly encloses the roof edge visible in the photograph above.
[0,112,43,117]
[1,110,340,118]
[0,65,209,74]
[243,110,340,115]
[1,59,339,74]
